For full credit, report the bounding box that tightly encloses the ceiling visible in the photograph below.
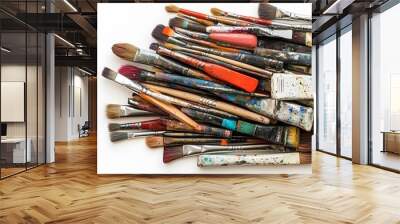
[0,0,393,72]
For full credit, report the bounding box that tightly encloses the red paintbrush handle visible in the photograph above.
[179,8,208,20]
[238,15,273,26]
[209,33,257,48]
[130,119,166,130]
[203,64,258,93]
[157,47,206,69]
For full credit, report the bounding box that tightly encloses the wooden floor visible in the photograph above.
[1,135,400,223]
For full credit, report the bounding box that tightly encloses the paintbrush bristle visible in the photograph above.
[102,67,118,81]
[112,43,138,61]
[286,127,300,148]
[145,136,164,148]
[106,104,123,119]
[149,43,160,51]
[297,130,312,152]
[118,65,142,80]
[165,4,180,13]
[152,25,169,42]
[169,17,207,33]
[258,3,278,20]
[108,123,122,131]
[110,131,129,142]
[161,26,175,37]
[210,8,224,16]
[163,146,184,163]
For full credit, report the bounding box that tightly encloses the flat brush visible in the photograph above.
[198,152,310,166]
[144,83,272,125]
[257,38,311,53]
[254,48,311,66]
[177,13,215,26]
[165,21,245,53]
[102,67,201,130]
[211,8,311,31]
[258,3,311,22]
[120,65,261,97]
[127,97,168,115]
[146,136,264,148]
[164,144,288,163]
[150,43,258,93]
[110,130,166,142]
[152,25,283,70]
[181,108,299,148]
[166,4,255,27]
[106,104,156,119]
[174,27,257,50]
[108,119,166,132]
[112,43,213,81]
[161,42,273,77]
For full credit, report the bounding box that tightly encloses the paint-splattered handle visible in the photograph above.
[197,153,301,167]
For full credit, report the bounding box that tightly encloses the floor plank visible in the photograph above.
[0,135,400,224]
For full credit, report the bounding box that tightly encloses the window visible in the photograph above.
[317,35,337,154]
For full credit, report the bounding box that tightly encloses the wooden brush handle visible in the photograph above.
[209,33,257,49]
[138,93,201,131]
[213,16,253,26]
[144,84,271,125]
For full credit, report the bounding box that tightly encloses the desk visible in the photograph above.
[382,131,400,155]
[1,138,31,163]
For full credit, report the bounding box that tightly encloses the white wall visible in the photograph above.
[54,67,89,141]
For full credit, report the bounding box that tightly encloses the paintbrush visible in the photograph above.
[173,27,257,50]
[143,80,216,98]
[169,18,293,41]
[165,4,256,27]
[126,97,168,115]
[146,136,264,148]
[143,83,272,125]
[152,25,283,70]
[254,48,311,66]
[112,43,213,81]
[181,108,300,148]
[198,152,311,166]
[102,67,201,130]
[286,64,311,75]
[177,13,215,26]
[108,119,166,131]
[210,8,311,31]
[258,3,311,22]
[166,20,246,53]
[110,130,166,142]
[257,38,311,53]
[112,66,238,120]
[164,144,288,163]
[271,73,313,100]
[164,23,259,49]
[213,92,313,131]
[179,51,270,79]
[106,104,157,119]
[149,43,259,93]
[162,119,232,138]
[119,65,263,97]
[161,42,273,77]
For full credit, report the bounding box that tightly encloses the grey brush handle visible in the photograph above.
[182,144,282,156]
[129,131,166,138]
[197,153,301,167]
[282,10,311,22]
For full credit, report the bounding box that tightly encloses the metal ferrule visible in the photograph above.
[271,21,311,31]
[182,144,273,156]
[175,27,209,40]
[114,73,143,94]
[129,131,166,138]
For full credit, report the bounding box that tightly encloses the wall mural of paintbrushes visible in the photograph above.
[97,3,312,174]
